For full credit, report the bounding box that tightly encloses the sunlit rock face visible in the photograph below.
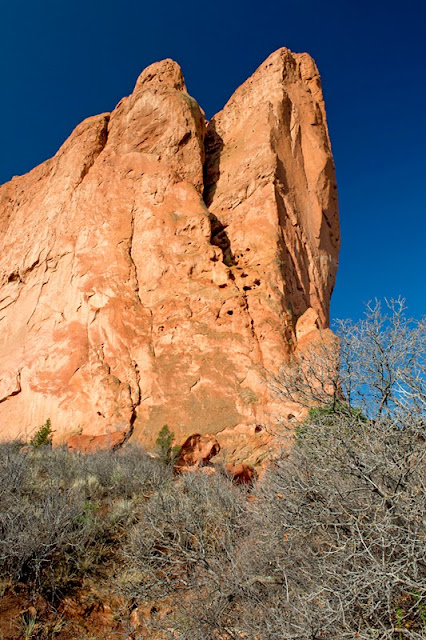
[0,48,339,457]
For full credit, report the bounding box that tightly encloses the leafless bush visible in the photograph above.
[110,443,173,497]
[122,472,246,597]
[0,447,94,589]
[0,443,170,595]
[232,409,424,640]
[238,299,426,639]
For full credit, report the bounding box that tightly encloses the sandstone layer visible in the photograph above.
[0,48,339,456]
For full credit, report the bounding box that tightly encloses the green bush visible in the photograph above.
[29,418,52,448]
[307,399,366,422]
[155,424,181,465]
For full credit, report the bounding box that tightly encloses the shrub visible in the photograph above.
[0,453,95,590]
[29,418,52,448]
[238,406,426,640]
[120,471,247,602]
[155,424,181,465]
[0,443,171,596]
[246,299,426,640]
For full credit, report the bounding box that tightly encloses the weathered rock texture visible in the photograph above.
[0,48,339,455]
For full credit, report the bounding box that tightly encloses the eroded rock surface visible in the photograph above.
[0,49,339,456]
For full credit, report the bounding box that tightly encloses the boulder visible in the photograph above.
[67,430,127,453]
[175,433,220,468]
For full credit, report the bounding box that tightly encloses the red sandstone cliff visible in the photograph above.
[0,49,339,453]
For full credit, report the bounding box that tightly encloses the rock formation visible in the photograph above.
[0,48,339,457]
[175,434,220,469]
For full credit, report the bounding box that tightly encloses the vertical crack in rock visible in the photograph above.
[128,201,142,305]
[124,195,153,444]
[203,120,223,208]
[203,117,235,266]
[125,358,141,446]
[240,287,264,365]
[203,122,236,268]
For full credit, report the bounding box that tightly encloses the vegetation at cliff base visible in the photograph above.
[0,300,425,639]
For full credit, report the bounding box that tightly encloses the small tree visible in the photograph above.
[274,298,426,421]
[155,424,181,465]
[29,418,52,448]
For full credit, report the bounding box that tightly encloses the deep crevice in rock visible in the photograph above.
[128,202,142,305]
[208,212,235,267]
[122,360,142,448]
[203,123,236,268]
[203,120,223,207]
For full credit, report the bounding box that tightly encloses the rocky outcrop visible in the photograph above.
[67,431,128,453]
[0,48,339,457]
[175,433,220,469]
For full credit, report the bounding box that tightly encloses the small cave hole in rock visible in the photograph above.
[227,310,234,315]
[243,285,252,291]
[254,279,261,286]
[219,284,227,288]
[255,425,263,433]
[241,273,248,278]
[8,272,20,283]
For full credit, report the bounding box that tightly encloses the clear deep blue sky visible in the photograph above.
[1,0,425,321]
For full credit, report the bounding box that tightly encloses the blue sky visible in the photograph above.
[1,0,425,321]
